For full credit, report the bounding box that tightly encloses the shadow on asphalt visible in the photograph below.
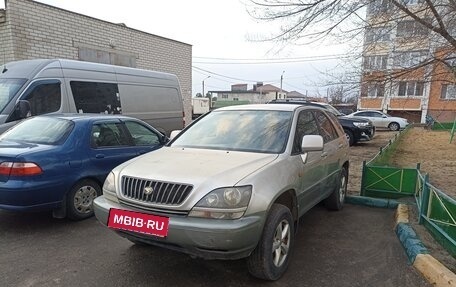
[0,204,430,286]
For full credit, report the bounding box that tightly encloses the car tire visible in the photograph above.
[247,204,294,281]
[388,122,400,131]
[324,166,348,211]
[344,129,355,146]
[67,179,101,220]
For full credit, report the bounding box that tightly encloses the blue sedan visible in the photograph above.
[0,114,166,220]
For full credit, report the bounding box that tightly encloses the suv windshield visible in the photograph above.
[0,117,74,145]
[0,78,27,113]
[172,110,293,153]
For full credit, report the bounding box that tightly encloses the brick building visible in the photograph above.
[0,0,192,124]
[359,0,456,123]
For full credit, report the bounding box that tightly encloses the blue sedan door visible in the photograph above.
[88,120,140,180]
[87,119,163,181]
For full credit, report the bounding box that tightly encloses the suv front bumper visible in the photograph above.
[93,196,264,260]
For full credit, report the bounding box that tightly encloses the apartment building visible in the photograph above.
[359,0,456,123]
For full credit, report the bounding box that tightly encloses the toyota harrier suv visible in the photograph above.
[269,99,375,146]
[94,104,349,281]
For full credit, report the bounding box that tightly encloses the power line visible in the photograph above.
[192,53,357,61]
[192,55,352,65]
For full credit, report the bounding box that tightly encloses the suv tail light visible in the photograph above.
[182,111,186,127]
[0,162,43,176]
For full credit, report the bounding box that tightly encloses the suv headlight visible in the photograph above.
[189,186,252,219]
[102,172,119,202]
[353,122,369,127]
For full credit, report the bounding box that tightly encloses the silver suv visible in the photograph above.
[94,104,349,280]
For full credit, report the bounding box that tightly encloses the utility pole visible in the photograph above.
[280,71,285,99]
[202,75,210,98]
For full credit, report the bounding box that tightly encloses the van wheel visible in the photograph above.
[67,179,101,221]
[324,167,348,211]
[247,204,294,281]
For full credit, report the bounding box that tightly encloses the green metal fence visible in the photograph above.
[361,165,418,198]
[415,173,456,257]
[360,127,456,257]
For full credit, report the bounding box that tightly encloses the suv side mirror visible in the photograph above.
[300,135,324,163]
[301,135,324,152]
[169,130,181,141]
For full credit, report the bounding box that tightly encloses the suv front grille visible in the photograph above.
[121,176,192,205]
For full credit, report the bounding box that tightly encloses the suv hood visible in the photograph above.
[117,146,278,188]
[338,115,371,123]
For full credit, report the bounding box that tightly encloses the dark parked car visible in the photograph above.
[268,99,375,146]
[0,114,166,220]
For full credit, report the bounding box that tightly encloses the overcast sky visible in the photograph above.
[1,0,361,97]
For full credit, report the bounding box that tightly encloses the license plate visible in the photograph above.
[107,208,169,237]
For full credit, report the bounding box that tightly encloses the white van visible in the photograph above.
[0,59,185,135]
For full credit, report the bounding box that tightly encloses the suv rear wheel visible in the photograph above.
[247,204,294,281]
[324,167,348,211]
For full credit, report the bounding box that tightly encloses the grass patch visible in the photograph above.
[368,128,411,166]
[433,122,455,130]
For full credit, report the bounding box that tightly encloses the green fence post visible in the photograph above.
[419,174,430,225]
[360,160,366,196]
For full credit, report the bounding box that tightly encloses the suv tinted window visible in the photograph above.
[292,110,319,154]
[314,111,338,143]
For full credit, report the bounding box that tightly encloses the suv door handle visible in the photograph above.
[95,154,105,159]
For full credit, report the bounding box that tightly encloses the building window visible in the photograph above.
[221,94,229,99]
[362,82,385,98]
[365,27,390,43]
[393,50,428,68]
[397,20,429,38]
[364,55,388,70]
[401,0,425,5]
[233,98,239,101]
[367,0,390,13]
[398,81,424,96]
[441,84,456,99]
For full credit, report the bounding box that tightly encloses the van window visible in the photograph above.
[0,78,27,113]
[22,80,61,116]
[70,81,121,114]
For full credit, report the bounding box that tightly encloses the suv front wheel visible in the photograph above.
[247,203,294,281]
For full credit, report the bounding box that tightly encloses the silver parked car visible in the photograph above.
[94,104,349,280]
[346,110,409,131]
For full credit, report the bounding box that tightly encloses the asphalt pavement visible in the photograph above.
[0,204,430,286]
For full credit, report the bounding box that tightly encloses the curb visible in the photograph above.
[347,196,456,286]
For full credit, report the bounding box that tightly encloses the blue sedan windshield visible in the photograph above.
[172,110,292,153]
[0,117,74,145]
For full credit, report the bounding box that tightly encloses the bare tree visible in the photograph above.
[247,0,456,85]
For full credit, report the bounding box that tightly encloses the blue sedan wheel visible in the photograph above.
[67,179,101,220]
